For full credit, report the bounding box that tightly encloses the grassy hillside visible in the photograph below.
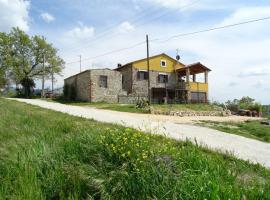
[199,120,270,143]
[0,98,270,199]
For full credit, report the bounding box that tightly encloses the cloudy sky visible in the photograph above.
[1,0,270,103]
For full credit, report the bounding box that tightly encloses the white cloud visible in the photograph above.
[117,21,135,33]
[0,0,30,32]
[145,0,192,9]
[67,23,95,40]
[219,6,270,25]
[40,12,55,23]
[239,67,270,77]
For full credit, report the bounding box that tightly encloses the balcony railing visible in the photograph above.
[176,82,208,92]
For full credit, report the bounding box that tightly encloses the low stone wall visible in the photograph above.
[150,109,231,117]
[118,95,147,104]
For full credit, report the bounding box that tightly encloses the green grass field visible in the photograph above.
[199,120,270,143]
[1,98,270,199]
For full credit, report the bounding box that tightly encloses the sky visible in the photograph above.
[0,0,270,103]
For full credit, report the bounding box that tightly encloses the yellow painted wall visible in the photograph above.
[132,54,185,73]
[189,82,208,92]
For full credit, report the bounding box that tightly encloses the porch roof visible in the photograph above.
[176,62,211,76]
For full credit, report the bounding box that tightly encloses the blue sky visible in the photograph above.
[1,0,270,103]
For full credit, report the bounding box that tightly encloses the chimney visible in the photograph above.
[117,63,122,68]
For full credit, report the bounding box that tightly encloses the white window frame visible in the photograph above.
[160,60,167,67]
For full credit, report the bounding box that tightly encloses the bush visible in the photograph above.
[135,98,149,110]
[225,97,262,113]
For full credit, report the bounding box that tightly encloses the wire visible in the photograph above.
[62,0,202,53]
[64,16,270,67]
[154,16,270,43]
[62,3,173,53]
[65,41,145,65]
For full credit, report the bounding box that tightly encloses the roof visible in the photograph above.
[64,68,115,80]
[176,62,211,75]
[116,53,185,70]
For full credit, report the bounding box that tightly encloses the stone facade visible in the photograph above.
[132,69,177,96]
[64,69,126,103]
[117,66,177,96]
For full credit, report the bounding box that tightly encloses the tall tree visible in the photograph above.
[0,32,12,89]
[2,27,65,97]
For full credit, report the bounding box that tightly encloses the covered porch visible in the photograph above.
[176,62,211,103]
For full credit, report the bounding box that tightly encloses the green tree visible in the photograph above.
[0,27,65,97]
[0,32,12,89]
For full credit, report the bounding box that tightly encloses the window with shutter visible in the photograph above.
[99,75,108,88]
[158,74,168,83]
[137,71,149,80]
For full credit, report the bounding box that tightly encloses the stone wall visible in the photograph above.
[118,95,147,104]
[90,69,126,103]
[132,69,177,95]
[116,64,132,94]
[150,108,232,117]
[64,70,91,101]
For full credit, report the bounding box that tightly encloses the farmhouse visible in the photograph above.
[64,69,126,103]
[64,53,211,103]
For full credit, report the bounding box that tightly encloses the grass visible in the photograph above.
[1,98,270,199]
[152,103,221,112]
[48,98,149,113]
[199,120,270,143]
[48,98,220,114]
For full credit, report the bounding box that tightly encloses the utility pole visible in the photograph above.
[146,35,151,105]
[79,55,82,72]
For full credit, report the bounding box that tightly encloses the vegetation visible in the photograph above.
[199,120,270,143]
[262,105,270,118]
[152,103,221,112]
[49,98,149,113]
[0,27,64,97]
[50,98,220,114]
[224,96,262,113]
[1,98,270,199]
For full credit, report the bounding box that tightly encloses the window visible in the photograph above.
[99,75,108,88]
[158,74,168,83]
[137,71,148,80]
[160,60,167,67]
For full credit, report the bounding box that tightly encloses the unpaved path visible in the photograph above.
[9,98,270,168]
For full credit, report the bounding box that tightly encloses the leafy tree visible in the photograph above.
[239,96,255,105]
[0,32,12,89]
[0,27,65,97]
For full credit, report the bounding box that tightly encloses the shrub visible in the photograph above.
[225,97,262,113]
[135,98,149,110]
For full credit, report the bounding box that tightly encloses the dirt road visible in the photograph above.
[9,98,270,168]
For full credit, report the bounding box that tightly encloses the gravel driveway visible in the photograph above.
[10,98,270,169]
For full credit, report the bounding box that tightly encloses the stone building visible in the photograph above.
[64,53,211,104]
[64,69,126,103]
[116,53,211,103]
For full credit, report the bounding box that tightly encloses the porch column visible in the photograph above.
[186,68,190,83]
[186,68,191,103]
[204,71,208,83]
[193,74,196,82]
